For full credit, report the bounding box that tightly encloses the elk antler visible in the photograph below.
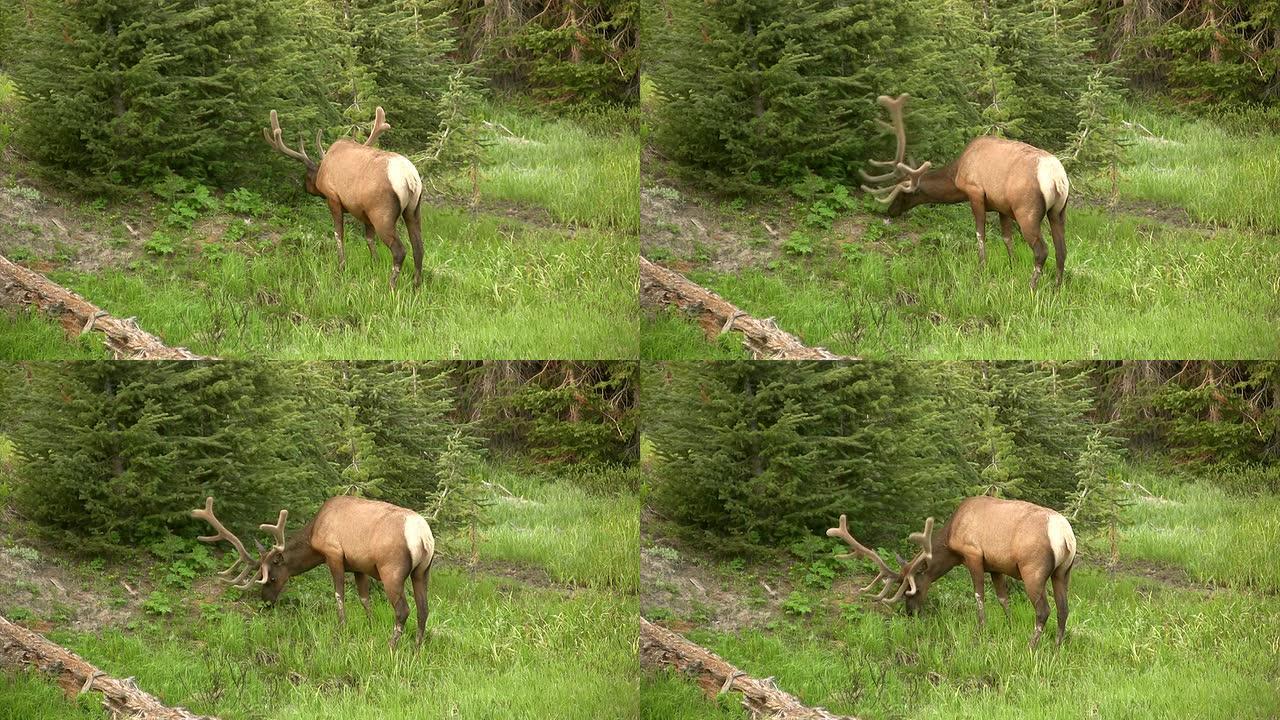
[260,510,288,552]
[881,517,934,603]
[826,514,902,601]
[262,110,317,170]
[363,106,391,146]
[190,497,259,589]
[859,94,933,205]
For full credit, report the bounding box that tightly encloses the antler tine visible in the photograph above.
[364,106,391,146]
[827,514,899,595]
[876,94,909,169]
[259,509,288,551]
[190,497,255,584]
[881,517,935,605]
[262,110,316,169]
[315,128,326,160]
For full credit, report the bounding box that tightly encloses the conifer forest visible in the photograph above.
[0,0,1277,719]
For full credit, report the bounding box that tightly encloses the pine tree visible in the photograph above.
[1067,428,1126,561]
[427,428,489,563]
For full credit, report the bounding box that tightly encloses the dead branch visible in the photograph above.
[639,256,853,360]
[0,614,217,719]
[0,253,211,360]
[640,617,859,720]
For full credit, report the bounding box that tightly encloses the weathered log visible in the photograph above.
[639,256,852,360]
[0,614,217,719]
[0,253,210,360]
[639,617,859,720]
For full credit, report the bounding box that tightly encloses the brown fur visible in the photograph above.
[903,496,1075,648]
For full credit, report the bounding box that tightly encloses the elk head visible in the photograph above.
[826,514,935,614]
[858,94,935,217]
[190,496,292,603]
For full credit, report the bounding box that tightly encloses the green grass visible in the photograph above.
[0,670,103,720]
[479,469,640,592]
[642,470,1280,720]
[641,307,748,359]
[1118,103,1280,231]
[0,309,107,359]
[5,475,640,720]
[644,104,1280,359]
[2,105,638,360]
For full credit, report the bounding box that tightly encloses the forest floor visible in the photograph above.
[0,464,640,720]
[641,101,1280,359]
[0,96,639,359]
[639,461,1280,720]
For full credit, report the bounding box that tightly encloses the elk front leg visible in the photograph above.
[327,559,348,628]
[969,195,988,268]
[999,214,1015,264]
[354,572,373,618]
[964,557,987,630]
[383,571,410,650]
[327,199,347,271]
[991,572,1011,619]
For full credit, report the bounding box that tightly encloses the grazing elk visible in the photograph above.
[859,94,1071,289]
[191,495,435,649]
[827,496,1077,648]
[263,107,425,289]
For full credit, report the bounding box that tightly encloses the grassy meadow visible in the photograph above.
[640,102,1280,359]
[0,465,640,720]
[640,463,1280,720]
[0,100,639,360]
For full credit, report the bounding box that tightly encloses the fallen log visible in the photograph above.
[639,256,852,360]
[639,617,858,720]
[0,614,217,719]
[0,253,210,360]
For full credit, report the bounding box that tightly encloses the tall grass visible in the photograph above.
[641,467,1280,720]
[1116,104,1280,231]
[0,310,106,359]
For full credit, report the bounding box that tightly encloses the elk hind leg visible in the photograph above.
[373,210,406,290]
[354,572,373,618]
[364,223,377,260]
[1016,207,1049,291]
[1051,565,1071,646]
[411,558,432,647]
[1049,205,1067,287]
[968,195,988,268]
[383,570,411,650]
[1023,568,1052,649]
[404,204,424,289]
[990,572,1011,619]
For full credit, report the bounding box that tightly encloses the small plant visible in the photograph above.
[142,589,177,616]
[145,231,178,256]
[782,590,814,616]
[647,544,680,563]
[8,185,44,203]
[649,185,682,202]
[224,187,267,216]
[5,545,41,563]
[783,231,814,256]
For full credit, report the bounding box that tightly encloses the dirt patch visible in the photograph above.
[0,156,153,272]
[447,556,577,594]
[0,523,147,633]
[1098,557,1219,593]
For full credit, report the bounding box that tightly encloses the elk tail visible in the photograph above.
[1047,513,1077,571]
[1037,156,1070,215]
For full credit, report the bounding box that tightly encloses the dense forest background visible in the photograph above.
[0,0,637,191]
[0,361,636,555]
[644,361,1279,555]
[643,0,1279,188]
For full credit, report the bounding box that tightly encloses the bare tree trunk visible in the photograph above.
[640,618,859,720]
[0,253,210,360]
[639,257,852,360]
[0,614,217,720]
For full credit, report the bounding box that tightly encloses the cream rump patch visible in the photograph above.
[1036,156,1070,214]
[386,155,423,213]
[403,513,435,570]
[1046,513,1076,570]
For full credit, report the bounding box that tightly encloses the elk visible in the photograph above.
[191,495,435,649]
[827,496,1077,648]
[860,94,1071,290]
[263,106,425,289]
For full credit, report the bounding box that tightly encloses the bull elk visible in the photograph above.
[860,94,1070,289]
[827,496,1077,648]
[263,107,425,289]
[191,495,435,649]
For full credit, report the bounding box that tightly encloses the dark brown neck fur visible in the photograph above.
[281,519,324,575]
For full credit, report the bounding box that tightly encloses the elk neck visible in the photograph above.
[915,164,967,204]
[920,516,962,581]
[279,518,325,574]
